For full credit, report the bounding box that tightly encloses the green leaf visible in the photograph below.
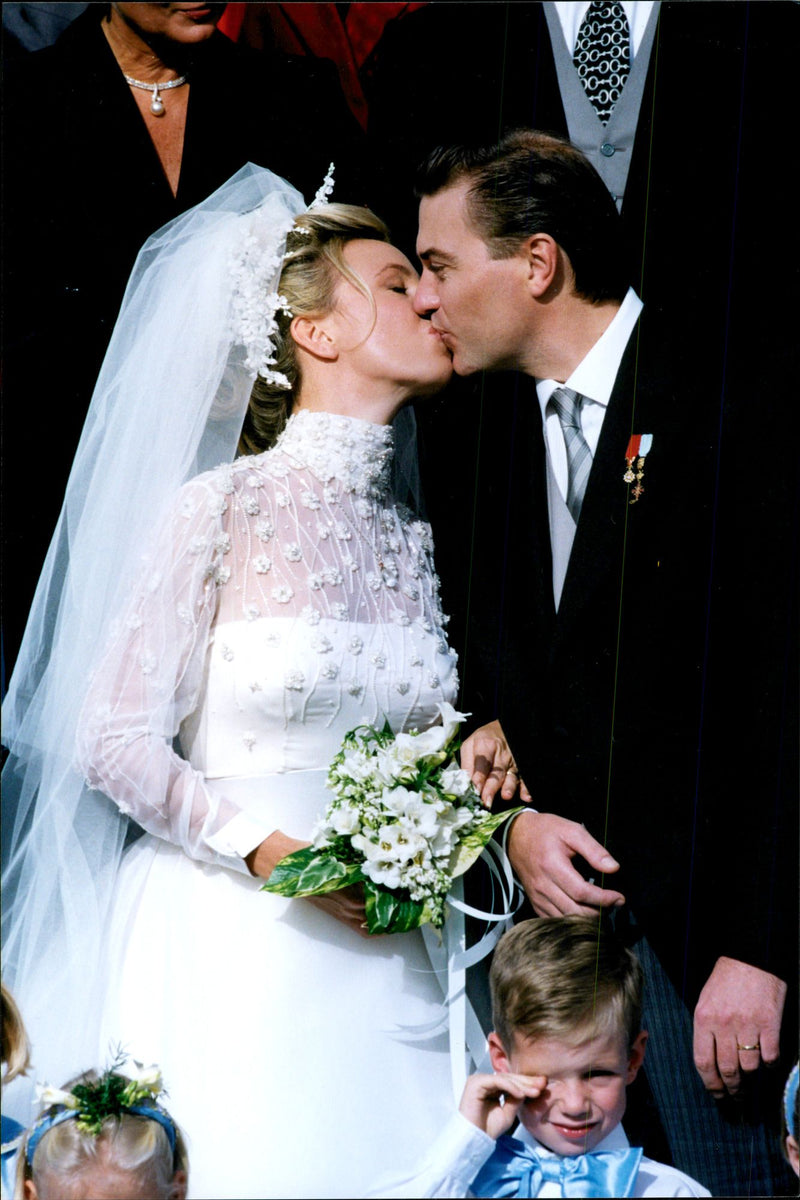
[449,807,525,879]
[260,848,363,898]
[363,880,427,935]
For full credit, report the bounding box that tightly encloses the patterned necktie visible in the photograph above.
[573,0,631,125]
[548,387,593,523]
[472,1134,643,1198]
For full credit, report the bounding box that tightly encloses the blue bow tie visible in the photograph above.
[472,1134,643,1198]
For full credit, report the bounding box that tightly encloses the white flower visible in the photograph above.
[310,162,336,208]
[300,491,320,510]
[255,520,274,542]
[348,636,363,655]
[283,542,303,562]
[253,555,272,574]
[271,585,294,604]
[36,1084,79,1109]
[311,633,332,653]
[330,603,349,620]
[126,1063,163,1093]
[439,764,472,797]
[350,835,404,890]
[341,748,377,782]
[302,604,321,625]
[434,700,472,744]
[243,495,260,516]
[330,804,360,835]
[383,788,440,838]
[322,567,342,587]
[284,670,305,691]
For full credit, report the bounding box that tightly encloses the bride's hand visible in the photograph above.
[460,720,532,809]
[245,832,372,938]
[306,885,371,938]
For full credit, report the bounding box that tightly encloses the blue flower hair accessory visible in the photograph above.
[26,1055,176,1166]
[784,1062,799,1141]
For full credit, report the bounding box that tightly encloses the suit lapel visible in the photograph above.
[554,321,651,638]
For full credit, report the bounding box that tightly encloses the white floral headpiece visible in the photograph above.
[230,164,336,386]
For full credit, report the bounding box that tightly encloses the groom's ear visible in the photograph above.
[290,314,339,361]
[523,232,560,299]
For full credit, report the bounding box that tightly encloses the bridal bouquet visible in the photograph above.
[261,703,522,934]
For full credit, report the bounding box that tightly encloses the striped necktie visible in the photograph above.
[549,386,593,522]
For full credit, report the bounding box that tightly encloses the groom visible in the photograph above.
[412,130,797,1195]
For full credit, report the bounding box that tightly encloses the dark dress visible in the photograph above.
[1,8,370,683]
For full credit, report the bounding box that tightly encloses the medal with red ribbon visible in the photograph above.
[623,434,653,503]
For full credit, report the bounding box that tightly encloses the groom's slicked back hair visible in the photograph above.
[415,129,629,304]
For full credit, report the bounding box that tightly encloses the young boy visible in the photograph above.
[380,917,709,1197]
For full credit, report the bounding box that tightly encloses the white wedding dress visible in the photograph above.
[78,410,459,1200]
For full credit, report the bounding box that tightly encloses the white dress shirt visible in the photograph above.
[553,2,657,59]
[375,1111,711,1198]
[536,287,642,505]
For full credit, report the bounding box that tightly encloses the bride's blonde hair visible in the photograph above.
[238,204,390,456]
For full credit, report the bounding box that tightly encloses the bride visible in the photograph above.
[1,166,517,1199]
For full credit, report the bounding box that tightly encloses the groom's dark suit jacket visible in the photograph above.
[419,310,798,1011]
[381,0,797,1005]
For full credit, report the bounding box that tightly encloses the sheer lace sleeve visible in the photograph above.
[77,475,272,872]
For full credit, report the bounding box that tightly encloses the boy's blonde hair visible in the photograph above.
[490,916,643,1052]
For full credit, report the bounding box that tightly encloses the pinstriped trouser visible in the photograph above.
[633,932,796,1197]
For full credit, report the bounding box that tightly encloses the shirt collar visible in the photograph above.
[536,287,643,418]
[514,1121,631,1158]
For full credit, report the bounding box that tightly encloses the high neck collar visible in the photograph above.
[272,409,395,499]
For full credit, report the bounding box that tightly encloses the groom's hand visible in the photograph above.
[507,812,625,917]
[693,957,786,1097]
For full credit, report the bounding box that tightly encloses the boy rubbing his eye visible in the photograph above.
[379,917,709,1197]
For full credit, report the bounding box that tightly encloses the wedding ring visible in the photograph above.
[736,1043,760,1052]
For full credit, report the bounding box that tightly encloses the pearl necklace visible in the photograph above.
[124,73,187,116]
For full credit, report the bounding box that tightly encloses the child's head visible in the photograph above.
[782,1062,799,1177]
[17,1066,188,1200]
[2,980,31,1086]
[488,916,647,1156]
